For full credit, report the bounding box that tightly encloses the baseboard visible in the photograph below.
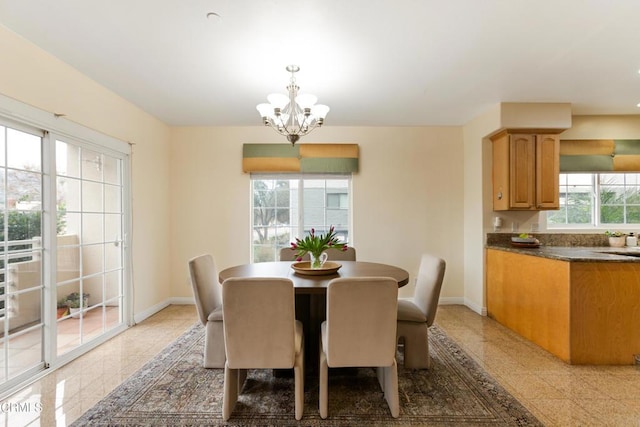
[462,297,487,316]
[438,296,464,305]
[133,300,171,324]
[169,297,196,305]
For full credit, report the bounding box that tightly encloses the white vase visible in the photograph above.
[609,236,626,248]
[309,252,328,269]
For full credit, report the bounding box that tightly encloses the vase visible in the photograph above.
[609,236,626,248]
[310,252,328,269]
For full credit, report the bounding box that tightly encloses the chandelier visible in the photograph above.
[256,65,330,145]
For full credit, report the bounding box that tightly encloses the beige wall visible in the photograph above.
[0,25,173,316]
[170,126,465,301]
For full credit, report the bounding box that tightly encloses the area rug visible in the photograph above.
[72,324,542,426]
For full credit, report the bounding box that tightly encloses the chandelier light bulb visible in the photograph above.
[257,65,329,146]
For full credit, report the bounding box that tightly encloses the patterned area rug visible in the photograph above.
[72,324,541,426]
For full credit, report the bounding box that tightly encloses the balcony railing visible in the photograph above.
[0,237,42,319]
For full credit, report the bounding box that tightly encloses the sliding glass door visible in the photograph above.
[0,122,45,385]
[0,109,131,395]
[54,139,126,356]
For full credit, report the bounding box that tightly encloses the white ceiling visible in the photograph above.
[1,0,639,127]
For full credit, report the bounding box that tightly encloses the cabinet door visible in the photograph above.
[535,134,560,209]
[509,134,535,208]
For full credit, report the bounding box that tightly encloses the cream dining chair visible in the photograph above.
[221,277,304,421]
[319,277,399,418]
[188,254,225,368]
[396,253,446,369]
[279,246,356,261]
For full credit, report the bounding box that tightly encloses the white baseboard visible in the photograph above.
[438,296,465,305]
[462,297,487,316]
[133,300,171,324]
[169,297,196,305]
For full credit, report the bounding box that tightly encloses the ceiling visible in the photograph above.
[1,0,639,127]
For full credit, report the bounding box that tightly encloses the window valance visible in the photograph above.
[242,143,359,173]
[560,139,640,172]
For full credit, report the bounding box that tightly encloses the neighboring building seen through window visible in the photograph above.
[548,173,640,227]
[251,175,351,262]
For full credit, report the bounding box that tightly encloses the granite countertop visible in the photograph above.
[486,244,640,262]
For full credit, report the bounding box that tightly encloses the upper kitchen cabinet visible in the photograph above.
[491,131,560,211]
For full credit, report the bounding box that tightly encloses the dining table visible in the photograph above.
[219,260,409,375]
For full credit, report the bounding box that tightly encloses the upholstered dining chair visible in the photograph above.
[188,254,225,368]
[396,253,446,369]
[221,277,304,421]
[319,277,399,418]
[279,246,356,261]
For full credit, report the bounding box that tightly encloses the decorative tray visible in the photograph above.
[291,261,342,276]
[510,242,540,248]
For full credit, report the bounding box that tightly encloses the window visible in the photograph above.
[548,173,640,228]
[251,175,351,262]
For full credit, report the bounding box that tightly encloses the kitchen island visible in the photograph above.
[486,243,640,365]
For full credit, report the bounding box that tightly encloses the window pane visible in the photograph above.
[627,206,640,223]
[7,129,40,171]
[251,175,350,262]
[7,170,42,209]
[551,173,640,227]
[601,205,624,224]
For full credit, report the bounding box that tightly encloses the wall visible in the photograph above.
[463,105,501,313]
[169,125,464,301]
[0,25,172,318]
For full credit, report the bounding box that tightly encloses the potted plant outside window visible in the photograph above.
[66,292,89,318]
[57,298,69,319]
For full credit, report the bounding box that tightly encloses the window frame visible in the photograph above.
[547,172,640,230]
[250,173,352,263]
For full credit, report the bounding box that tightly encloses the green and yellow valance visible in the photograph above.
[242,143,359,173]
[560,139,640,172]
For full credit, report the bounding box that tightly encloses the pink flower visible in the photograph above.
[296,257,303,261]
[310,228,315,236]
[291,242,297,249]
[342,245,348,251]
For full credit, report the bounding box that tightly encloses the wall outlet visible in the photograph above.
[511,222,519,232]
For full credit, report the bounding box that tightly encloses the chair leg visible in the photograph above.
[222,364,240,420]
[294,339,304,420]
[398,322,430,369]
[204,321,226,368]
[378,360,400,418]
[319,348,329,419]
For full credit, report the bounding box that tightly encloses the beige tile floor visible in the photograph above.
[3,304,640,426]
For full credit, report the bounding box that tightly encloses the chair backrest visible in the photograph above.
[324,247,356,261]
[222,277,297,369]
[279,247,309,261]
[325,277,397,367]
[279,246,356,261]
[188,254,223,326]
[413,253,446,326]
